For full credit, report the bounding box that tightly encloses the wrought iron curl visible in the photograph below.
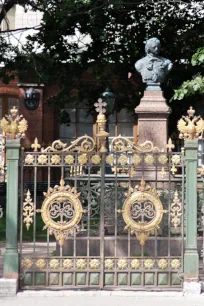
[110,135,161,153]
[41,135,96,153]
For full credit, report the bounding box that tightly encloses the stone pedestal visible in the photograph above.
[135,90,171,150]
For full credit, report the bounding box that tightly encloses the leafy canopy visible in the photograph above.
[172,47,204,101]
[0,0,204,121]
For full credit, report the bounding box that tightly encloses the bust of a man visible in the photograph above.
[135,37,173,89]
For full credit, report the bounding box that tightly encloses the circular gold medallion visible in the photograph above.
[38,179,84,246]
[119,180,167,245]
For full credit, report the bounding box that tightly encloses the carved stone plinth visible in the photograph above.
[135,90,171,150]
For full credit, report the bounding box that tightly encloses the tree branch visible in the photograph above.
[0,25,41,33]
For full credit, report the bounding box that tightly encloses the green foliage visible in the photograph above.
[1,1,204,118]
[192,48,204,66]
[172,47,204,101]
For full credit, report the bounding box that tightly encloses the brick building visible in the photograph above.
[0,5,138,147]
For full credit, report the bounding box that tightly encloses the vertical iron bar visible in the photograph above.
[114,153,118,259]
[87,154,91,259]
[155,153,158,259]
[19,149,24,284]
[128,157,131,258]
[141,153,144,258]
[181,152,185,272]
[47,165,51,257]
[114,153,118,286]
[33,163,37,254]
[168,152,171,259]
[100,153,105,289]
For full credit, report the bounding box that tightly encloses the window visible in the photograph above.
[59,104,137,143]
[108,109,135,141]
[8,97,20,111]
[59,102,93,143]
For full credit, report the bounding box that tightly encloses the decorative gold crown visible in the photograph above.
[177,106,204,140]
[0,106,28,139]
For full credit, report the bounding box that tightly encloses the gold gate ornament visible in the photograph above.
[118,180,168,246]
[37,178,85,246]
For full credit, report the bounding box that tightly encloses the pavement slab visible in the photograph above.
[0,293,204,306]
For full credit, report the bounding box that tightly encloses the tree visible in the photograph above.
[0,0,204,123]
[172,47,204,101]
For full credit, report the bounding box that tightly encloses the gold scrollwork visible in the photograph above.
[37,155,48,165]
[144,259,155,269]
[171,155,181,175]
[118,155,128,166]
[118,180,168,246]
[198,164,204,176]
[25,154,34,165]
[63,259,73,269]
[91,154,101,165]
[76,259,87,269]
[89,259,100,269]
[171,191,182,229]
[23,258,33,269]
[158,154,168,165]
[110,136,161,153]
[23,190,34,231]
[158,259,168,270]
[78,153,88,165]
[131,259,141,269]
[49,259,59,269]
[144,154,154,165]
[41,135,95,153]
[106,155,114,165]
[37,178,85,246]
[132,154,142,166]
[105,259,114,270]
[51,155,61,165]
[64,155,74,165]
[117,259,128,269]
[36,259,46,269]
[171,259,181,269]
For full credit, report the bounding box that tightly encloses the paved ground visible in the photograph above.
[0,292,204,306]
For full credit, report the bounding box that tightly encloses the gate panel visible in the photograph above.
[19,137,185,290]
[102,149,184,289]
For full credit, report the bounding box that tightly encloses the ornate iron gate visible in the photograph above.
[19,136,185,289]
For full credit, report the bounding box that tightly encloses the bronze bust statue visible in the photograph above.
[135,37,173,90]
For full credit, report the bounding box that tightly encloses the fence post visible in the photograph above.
[3,139,20,279]
[184,139,199,282]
